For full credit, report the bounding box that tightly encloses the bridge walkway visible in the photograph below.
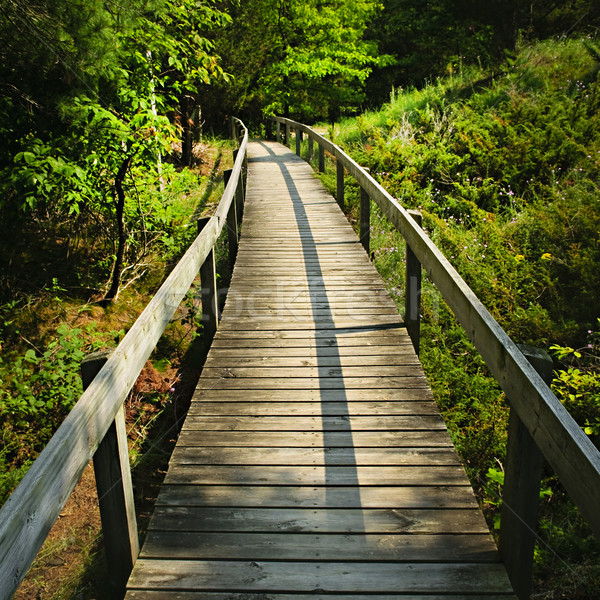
[124,140,516,598]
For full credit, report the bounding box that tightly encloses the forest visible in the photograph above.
[1,0,600,597]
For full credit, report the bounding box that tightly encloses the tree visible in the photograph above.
[208,0,389,123]
[0,0,230,302]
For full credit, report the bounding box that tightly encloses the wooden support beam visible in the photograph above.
[223,169,238,270]
[501,345,552,600]
[360,169,371,256]
[318,144,325,173]
[336,161,345,211]
[296,129,302,156]
[197,217,219,342]
[405,210,422,355]
[81,351,139,598]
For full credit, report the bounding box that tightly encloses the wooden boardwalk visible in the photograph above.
[125,141,516,598]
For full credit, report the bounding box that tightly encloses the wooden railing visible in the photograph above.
[0,120,248,600]
[269,116,600,600]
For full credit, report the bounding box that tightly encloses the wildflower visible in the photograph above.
[541,253,552,261]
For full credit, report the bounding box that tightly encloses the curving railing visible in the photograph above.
[0,120,248,600]
[269,115,600,600]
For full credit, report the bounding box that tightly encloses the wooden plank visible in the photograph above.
[199,365,423,378]
[211,328,409,339]
[155,484,480,509]
[206,346,417,357]
[204,355,420,367]
[149,507,491,534]
[170,447,460,465]
[163,465,472,486]
[176,430,453,447]
[189,388,435,402]
[127,560,514,594]
[186,401,439,415]
[193,377,430,390]
[140,531,499,562]
[127,594,515,600]
[181,415,447,431]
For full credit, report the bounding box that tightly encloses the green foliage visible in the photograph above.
[551,322,600,442]
[0,0,231,302]
[366,0,600,104]
[0,322,122,504]
[330,37,600,592]
[211,0,391,122]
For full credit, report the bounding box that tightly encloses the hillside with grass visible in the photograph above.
[324,37,600,597]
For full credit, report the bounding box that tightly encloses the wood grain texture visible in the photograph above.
[125,140,515,599]
[127,560,513,594]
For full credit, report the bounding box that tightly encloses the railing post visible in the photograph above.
[501,345,552,600]
[229,116,236,141]
[276,121,281,143]
[336,160,345,211]
[81,351,139,598]
[296,129,302,156]
[232,149,245,220]
[308,136,314,164]
[197,217,219,342]
[285,122,290,146]
[405,210,422,355]
[318,144,325,173]
[360,169,371,256]
[223,169,239,270]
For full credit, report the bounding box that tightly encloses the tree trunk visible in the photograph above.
[180,93,194,167]
[103,156,131,304]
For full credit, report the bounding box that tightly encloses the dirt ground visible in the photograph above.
[14,464,103,600]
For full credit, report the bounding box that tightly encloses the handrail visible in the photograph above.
[0,119,248,600]
[270,115,600,598]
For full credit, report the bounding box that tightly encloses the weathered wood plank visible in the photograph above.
[163,465,472,486]
[190,388,435,402]
[193,377,430,390]
[155,484,479,509]
[203,355,421,368]
[140,531,499,562]
[175,430,453,447]
[199,365,423,378]
[211,328,409,339]
[186,401,438,415]
[181,415,447,431]
[170,447,459,465]
[127,594,514,600]
[127,560,514,594]
[149,506,490,534]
